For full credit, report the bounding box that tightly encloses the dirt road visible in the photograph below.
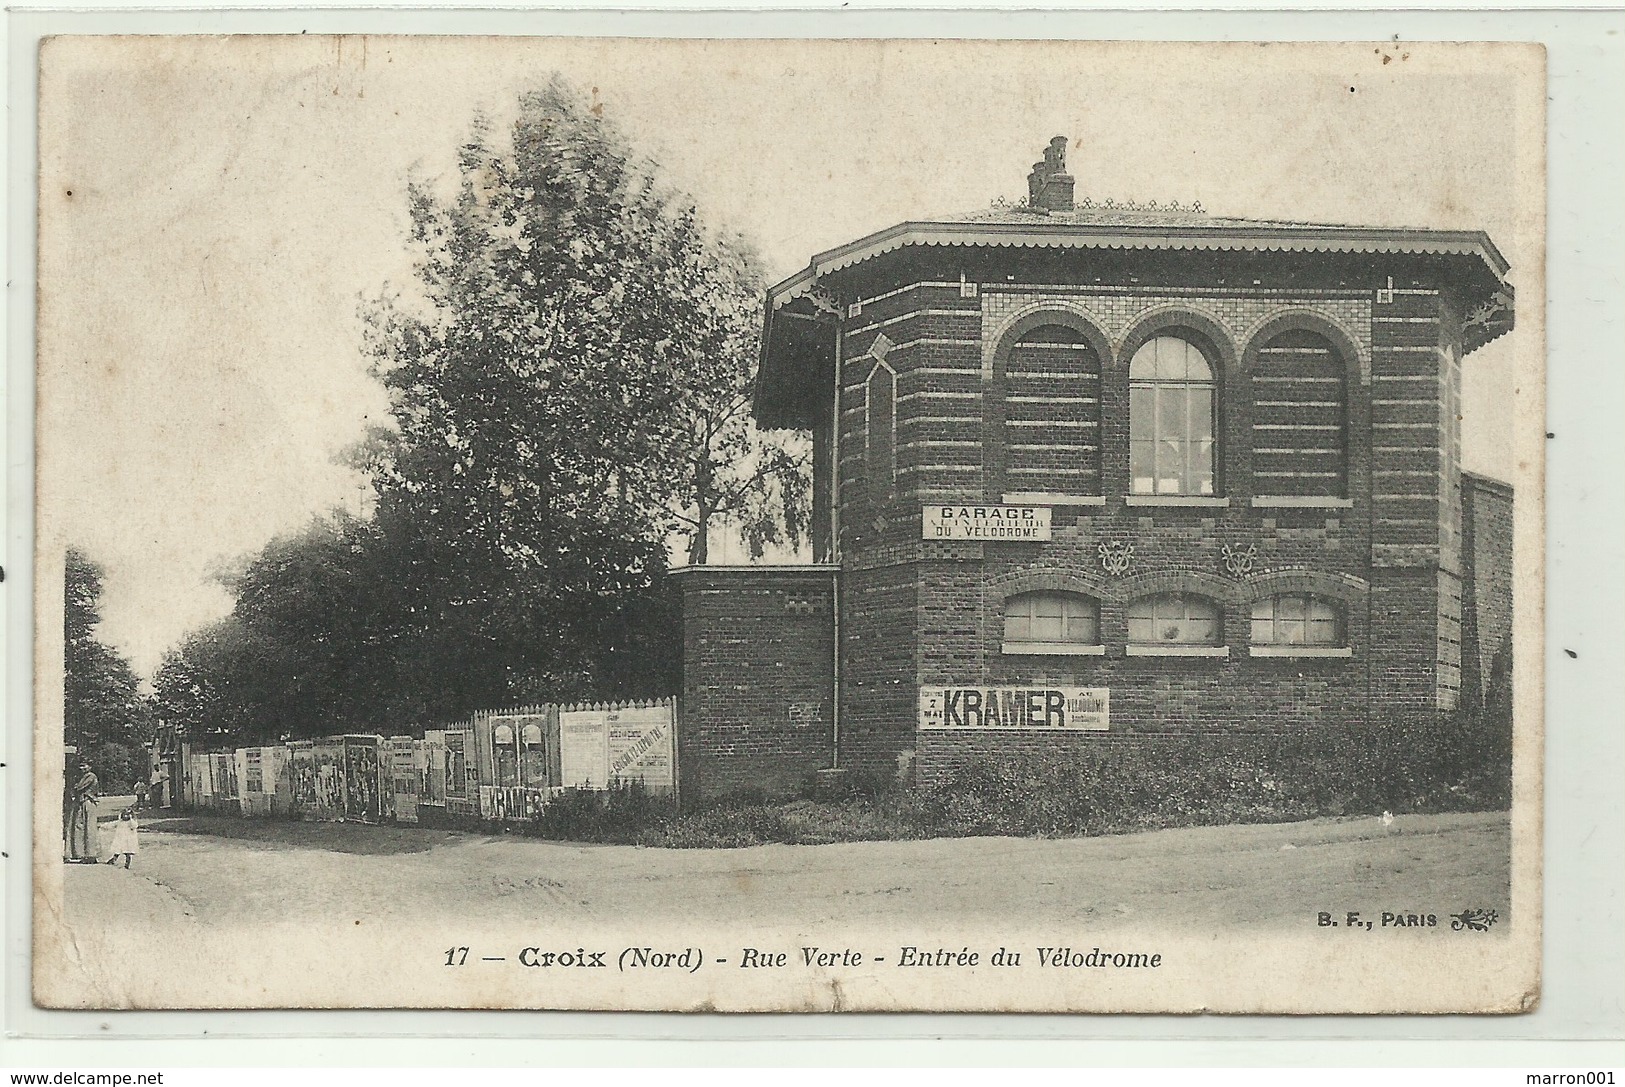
[40,811,1514,1009]
[61,809,1509,929]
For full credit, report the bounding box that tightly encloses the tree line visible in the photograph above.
[67,79,808,758]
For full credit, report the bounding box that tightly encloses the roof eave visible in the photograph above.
[764,220,1512,311]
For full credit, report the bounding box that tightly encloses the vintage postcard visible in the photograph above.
[32,36,1544,1012]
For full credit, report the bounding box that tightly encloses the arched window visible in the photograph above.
[1251,330,1347,497]
[865,362,896,493]
[1130,336,1216,496]
[1251,594,1344,646]
[1002,323,1102,497]
[1002,591,1101,653]
[1127,592,1222,646]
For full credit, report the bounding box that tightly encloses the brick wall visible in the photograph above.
[699,265,1485,792]
[1367,567,1442,730]
[839,561,920,775]
[675,567,835,804]
[829,275,1458,782]
[1460,472,1515,707]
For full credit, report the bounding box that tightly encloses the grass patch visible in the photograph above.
[146,813,463,855]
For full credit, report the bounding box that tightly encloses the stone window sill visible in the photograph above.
[1001,493,1106,507]
[1251,496,1355,509]
[1249,645,1354,658]
[1125,645,1230,658]
[1125,495,1230,508]
[1001,642,1106,656]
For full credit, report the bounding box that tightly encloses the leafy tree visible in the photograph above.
[154,515,412,742]
[363,79,806,560]
[149,624,227,741]
[64,548,148,788]
[152,78,803,742]
[657,220,810,564]
[355,79,802,698]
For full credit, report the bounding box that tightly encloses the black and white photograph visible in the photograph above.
[33,35,1544,1012]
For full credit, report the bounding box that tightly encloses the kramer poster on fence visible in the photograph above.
[35,35,1543,1013]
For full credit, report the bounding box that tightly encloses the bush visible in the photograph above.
[908,709,1512,841]
[497,699,1514,848]
[522,781,677,843]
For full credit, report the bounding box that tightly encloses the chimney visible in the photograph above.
[1027,160,1049,207]
[1036,135,1074,212]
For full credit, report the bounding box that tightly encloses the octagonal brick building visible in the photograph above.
[673,138,1515,803]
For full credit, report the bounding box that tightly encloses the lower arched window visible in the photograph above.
[1127,592,1222,646]
[1251,594,1344,646]
[1002,591,1101,654]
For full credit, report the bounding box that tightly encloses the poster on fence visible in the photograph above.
[240,748,268,816]
[420,731,446,805]
[558,703,674,795]
[299,740,345,821]
[211,753,238,807]
[388,737,419,824]
[443,730,469,800]
[606,706,674,796]
[343,736,382,823]
[558,709,608,790]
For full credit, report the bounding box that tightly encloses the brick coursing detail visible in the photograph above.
[677,570,835,803]
[685,274,1509,793]
[1460,473,1514,707]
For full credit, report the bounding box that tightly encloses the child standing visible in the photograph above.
[104,807,139,869]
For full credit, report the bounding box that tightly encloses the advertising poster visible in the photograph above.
[342,736,382,823]
[919,686,1110,731]
[239,747,269,816]
[558,709,609,790]
[288,743,316,809]
[420,731,446,806]
[443,731,468,800]
[309,741,345,820]
[605,705,675,796]
[388,737,419,825]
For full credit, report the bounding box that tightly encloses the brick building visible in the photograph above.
[675,138,1515,803]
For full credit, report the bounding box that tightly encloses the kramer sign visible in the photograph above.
[923,504,1051,541]
[919,686,1109,730]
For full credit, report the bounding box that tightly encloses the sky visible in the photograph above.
[35,37,1542,677]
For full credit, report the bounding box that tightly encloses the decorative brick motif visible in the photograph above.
[1221,542,1258,577]
[1098,540,1134,576]
[981,287,1372,369]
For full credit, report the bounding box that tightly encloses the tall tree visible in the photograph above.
[357,78,803,704]
[154,78,805,742]
[657,217,810,564]
[64,548,148,788]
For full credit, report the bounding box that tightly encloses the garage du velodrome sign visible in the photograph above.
[919,686,1110,730]
[923,504,1051,541]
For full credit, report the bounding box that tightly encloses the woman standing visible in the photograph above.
[66,762,100,862]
